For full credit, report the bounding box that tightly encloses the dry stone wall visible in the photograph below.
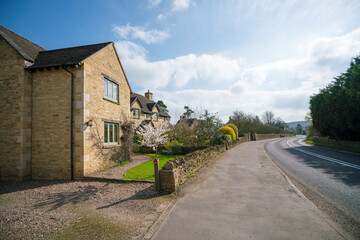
[255,133,281,141]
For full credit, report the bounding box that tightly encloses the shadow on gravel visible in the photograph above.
[97,186,161,210]
[32,183,110,210]
[0,180,71,195]
[285,146,360,187]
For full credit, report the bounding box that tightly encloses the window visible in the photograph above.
[152,113,158,121]
[104,122,119,144]
[163,117,166,121]
[144,113,147,119]
[104,78,118,102]
[133,109,139,119]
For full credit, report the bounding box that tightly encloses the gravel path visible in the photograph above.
[86,154,152,180]
[0,180,172,240]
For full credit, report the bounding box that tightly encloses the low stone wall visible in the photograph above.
[309,136,360,148]
[255,133,281,141]
[159,139,246,193]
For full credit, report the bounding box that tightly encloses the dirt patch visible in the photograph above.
[0,180,173,240]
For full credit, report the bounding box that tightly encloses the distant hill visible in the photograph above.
[287,121,306,129]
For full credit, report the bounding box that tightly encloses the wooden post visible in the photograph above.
[154,157,160,192]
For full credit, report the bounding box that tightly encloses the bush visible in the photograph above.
[165,140,183,154]
[219,126,236,142]
[226,123,238,139]
[225,134,232,143]
[133,134,143,145]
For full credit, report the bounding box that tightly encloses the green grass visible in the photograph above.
[305,140,360,154]
[103,160,130,171]
[123,154,184,181]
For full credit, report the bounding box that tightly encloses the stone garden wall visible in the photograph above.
[255,133,281,141]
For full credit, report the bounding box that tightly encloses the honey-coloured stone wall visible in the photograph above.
[0,37,32,180]
[83,43,131,174]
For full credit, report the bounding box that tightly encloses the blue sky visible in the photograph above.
[1,0,360,123]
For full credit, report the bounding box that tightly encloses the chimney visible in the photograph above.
[145,90,153,100]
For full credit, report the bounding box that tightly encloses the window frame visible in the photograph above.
[104,122,119,145]
[133,108,140,119]
[152,113,158,121]
[103,77,119,103]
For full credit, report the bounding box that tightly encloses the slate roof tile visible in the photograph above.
[0,25,45,62]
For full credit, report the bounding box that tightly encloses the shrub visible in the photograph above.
[133,134,143,144]
[226,123,238,139]
[164,140,183,154]
[219,126,236,142]
[225,134,232,143]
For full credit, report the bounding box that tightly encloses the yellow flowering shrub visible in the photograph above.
[226,123,238,139]
[219,126,236,142]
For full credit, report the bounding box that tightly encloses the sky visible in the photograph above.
[1,0,360,123]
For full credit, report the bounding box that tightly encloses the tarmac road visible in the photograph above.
[265,136,360,239]
[152,140,349,240]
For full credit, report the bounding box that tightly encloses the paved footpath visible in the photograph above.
[152,140,350,240]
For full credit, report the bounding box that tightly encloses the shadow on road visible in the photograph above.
[285,146,360,187]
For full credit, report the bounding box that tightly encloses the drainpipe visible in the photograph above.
[63,65,74,180]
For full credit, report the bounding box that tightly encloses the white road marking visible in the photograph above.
[286,140,360,170]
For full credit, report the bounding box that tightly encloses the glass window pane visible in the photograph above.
[113,84,118,101]
[114,124,118,143]
[104,79,108,97]
[108,82,113,99]
[109,124,113,143]
[104,123,108,143]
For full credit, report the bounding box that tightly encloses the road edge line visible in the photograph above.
[263,140,354,240]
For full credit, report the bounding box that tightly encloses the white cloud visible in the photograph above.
[148,0,161,8]
[171,0,192,12]
[157,14,166,21]
[113,24,169,44]
[115,28,360,122]
[115,41,147,60]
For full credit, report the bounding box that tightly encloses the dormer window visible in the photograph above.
[104,78,118,103]
[133,109,139,119]
[152,113,158,121]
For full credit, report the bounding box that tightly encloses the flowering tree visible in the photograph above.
[136,124,170,157]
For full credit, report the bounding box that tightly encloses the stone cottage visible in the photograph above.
[130,90,170,128]
[0,25,131,180]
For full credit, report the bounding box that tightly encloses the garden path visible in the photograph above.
[85,154,151,180]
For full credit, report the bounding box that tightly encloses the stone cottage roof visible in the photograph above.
[28,42,112,69]
[130,92,170,118]
[0,25,46,62]
[176,117,199,128]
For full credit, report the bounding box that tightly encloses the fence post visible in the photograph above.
[154,157,160,192]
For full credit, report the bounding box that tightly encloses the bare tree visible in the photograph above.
[262,111,276,125]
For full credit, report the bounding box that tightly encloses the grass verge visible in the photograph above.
[123,154,184,181]
[305,140,360,154]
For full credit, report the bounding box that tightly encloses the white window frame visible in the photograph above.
[104,122,119,145]
[133,109,140,119]
[104,78,119,103]
[152,113,158,121]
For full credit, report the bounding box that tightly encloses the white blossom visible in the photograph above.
[136,124,170,151]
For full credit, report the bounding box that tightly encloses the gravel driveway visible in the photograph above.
[0,180,173,240]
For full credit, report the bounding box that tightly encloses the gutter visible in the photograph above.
[63,65,75,180]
